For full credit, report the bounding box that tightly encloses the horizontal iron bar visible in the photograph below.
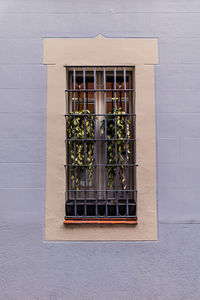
[64,216,137,219]
[65,138,136,141]
[66,189,137,192]
[66,89,135,92]
[66,205,136,208]
[64,65,134,68]
[65,113,136,116]
[64,164,138,167]
[66,200,136,202]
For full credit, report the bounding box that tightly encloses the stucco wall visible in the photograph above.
[0,1,200,299]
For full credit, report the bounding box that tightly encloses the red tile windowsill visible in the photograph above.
[64,217,137,225]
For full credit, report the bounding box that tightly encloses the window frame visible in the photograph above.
[64,67,137,224]
[43,35,158,241]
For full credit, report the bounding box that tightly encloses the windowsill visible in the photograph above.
[64,217,137,224]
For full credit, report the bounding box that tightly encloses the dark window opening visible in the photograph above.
[64,67,137,224]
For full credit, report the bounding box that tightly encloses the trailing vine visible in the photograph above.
[67,109,95,190]
[101,107,131,189]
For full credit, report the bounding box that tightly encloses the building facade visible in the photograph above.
[0,1,200,299]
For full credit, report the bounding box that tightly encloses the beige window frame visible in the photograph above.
[43,35,158,241]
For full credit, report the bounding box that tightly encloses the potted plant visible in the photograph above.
[67,109,95,190]
[101,107,131,189]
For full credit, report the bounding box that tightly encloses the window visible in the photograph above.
[43,36,158,240]
[64,67,137,224]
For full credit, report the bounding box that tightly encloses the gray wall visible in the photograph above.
[0,1,200,299]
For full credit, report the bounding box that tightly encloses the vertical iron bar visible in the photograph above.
[124,67,128,216]
[94,68,98,216]
[104,68,108,216]
[78,84,80,111]
[65,70,69,212]
[86,82,88,109]
[111,83,114,112]
[73,68,77,216]
[114,68,119,216]
[120,87,122,108]
[83,68,87,216]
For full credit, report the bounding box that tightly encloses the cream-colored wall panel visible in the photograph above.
[45,65,66,240]
[44,37,158,240]
[43,35,158,66]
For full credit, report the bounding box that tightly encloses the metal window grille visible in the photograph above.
[64,67,137,224]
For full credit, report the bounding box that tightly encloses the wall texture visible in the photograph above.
[0,1,200,299]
